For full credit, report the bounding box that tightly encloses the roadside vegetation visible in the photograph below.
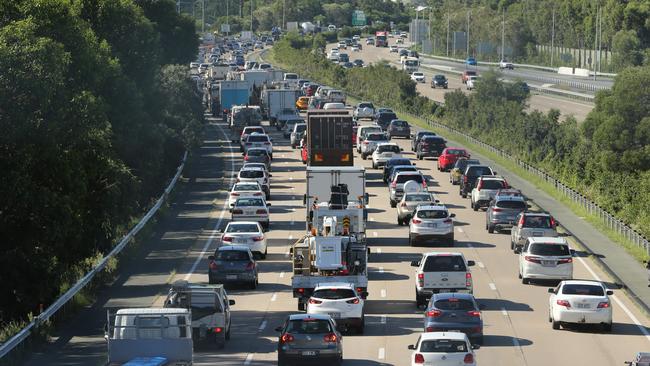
[0,0,201,333]
[272,33,650,253]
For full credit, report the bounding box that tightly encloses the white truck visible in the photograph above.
[209,63,230,80]
[261,88,301,125]
[106,308,193,365]
[403,57,419,73]
[304,167,368,225]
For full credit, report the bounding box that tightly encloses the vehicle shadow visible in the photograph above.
[560,322,649,336]
[368,270,410,281]
[482,335,533,347]
[454,241,497,249]
[370,252,421,264]
[478,298,534,312]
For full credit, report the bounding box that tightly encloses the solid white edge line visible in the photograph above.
[381,289,387,298]
[377,248,382,254]
[244,353,254,365]
[373,231,378,237]
[279,271,285,278]
[258,320,267,331]
[378,348,385,360]
[501,307,508,316]
[488,283,497,291]
[458,227,464,233]
[576,257,650,342]
[270,293,277,302]
[184,123,235,280]
[380,315,387,324]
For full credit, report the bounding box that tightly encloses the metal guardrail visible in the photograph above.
[0,151,188,360]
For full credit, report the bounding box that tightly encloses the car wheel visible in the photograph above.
[250,278,258,289]
[487,224,495,234]
[521,277,529,285]
[357,317,365,334]
[472,201,478,211]
[390,200,396,208]
[225,325,231,340]
[362,154,367,160]
[461,192,467,198]
[418,154,423,160]
[518,271,522,279]
[397,217,403,226]
[448,236,454,247]
[602,323,612,332]
[415,291,425,307]
[510,241,514,250]
[552,319,560,330]
[261,247,267,259]
[372,162,376,169]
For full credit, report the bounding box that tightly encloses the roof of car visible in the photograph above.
[432,292,476,301]
[288,313,332,321]
[313,282,355,290]
[416,205,447,211]
[217,245,252,252]
[376,142,399,147]
[527,237,567,245]
[420,331,469,341]
[522,211,552,217]
[226,221,261,226]
[246,147,269,152]
[240,166,265,172]
[478,175,505,181]
[559,280,606,287]
[494,194,525,202]
[423,251,466,258]
[395,171,422,176]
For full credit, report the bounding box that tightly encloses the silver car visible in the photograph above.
[276,314,343,366]
[485,191,528,233]
[510,212,559,253]
[230,197,270,230]
[389,171,427,208]
[360,132,389,159]
[408,205,456,246]
[397,191,438,226]
[290,123,306,149]
[208,245,258,288]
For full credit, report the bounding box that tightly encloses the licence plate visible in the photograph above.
[328,313,340,318]
[577,303,590,309]
[541,260,555,266]
[245,210,255,215]
[226,275,237,280]
[233,238,246,244]
[302,351,317,356]
[428,223,437,228]
[532,231,543,236]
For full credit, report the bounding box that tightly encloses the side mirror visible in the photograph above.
[274,326,283,332]
[570,249,575,256]
[606,290,614,296]
[527,204,532,208]
[229,299,236,305]
[435,199,440,203]
[361,291,369,298]
[548,288,555,294]
[208,255,215,261]
[467,260,475,266]
[410,260,420,267]
[266,203,272,206]
[407,344,416,350]
[450,213,456,218]
[493,171,497,175]
[472,344,481,350]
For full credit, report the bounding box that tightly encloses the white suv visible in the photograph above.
[237,167,271,199]
[548,280,613,331]
[408,331,478,366]
[519,237,573,284]
[306,282,366,334]
[353,102,375,121]
[411,252,475,307]
[408,205,455,246]
[371,143,403,169]
[470,176,509,211]
[220,221,268,259]
[243,133,273,158]
[360,132,389,159]
[356,125,382,152]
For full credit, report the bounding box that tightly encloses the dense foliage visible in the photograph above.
[0,0,201,324]
[273,35,650,244]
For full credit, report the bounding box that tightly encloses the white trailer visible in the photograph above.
[262,88,301,124]
[304,166,368,219]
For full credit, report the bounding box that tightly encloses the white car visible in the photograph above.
[327,50,340,61]
[371,143,403,169]
[338,41,347,49]
[409,205,455,246]
[408,332,478,366]
[519,237,573,284]
[230,197,270,230]
[410,72,425,83]
[389,45,398,53]
[306,282,366,334]
[360,132,389,159]
[548,280,613,331]
[243,133,273,158]
[352,35,360,41]
[240,126,265,150]
[353,102,375,121]
[351,44,360,52]
[220,221,267,259]
[237,167,270,198]
[499,59,514,70]
[241,162,268,174]
[356,124,382,152]
[466,75,478,90]
[228,182,264,207]
[323,102,345,110]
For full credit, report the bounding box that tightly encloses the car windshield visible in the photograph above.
[447,149,466,155]
[287,319,332,334]
[523,216,552,228]
[388,159,411,167]
[417,210,449,219]
[406,194,431,202]
[226,223,259,233]
[367,134,387,141]
[248,135,269,142]
[234,184,259,191]
[247,149,267,157]
[312,288,357,300]
[529,243,570,256]
[496,200,526,209]
[467,166,492,176]
[561,284,605,296]
[216,250,249,261]
[359,103,373,109]
[396,174,423,184]
[481,180,507,189]
[435,75,446,80]
[235,198,264,207]
[391,120,408,127]
[420,339,468,353]
[423,256,467,272]
[433,298,475,311]
[418,132,435,139]
[377,145,400,153]
[239,170,263,178]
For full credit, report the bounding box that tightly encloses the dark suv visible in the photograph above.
[375,111,398,130]
[416,136,447,160]
[486,190,528,233]
[460,165,495,198]
[411,131,436,151]
[387,119,411,139]
[431,74,448,89]
[276,314,343,365]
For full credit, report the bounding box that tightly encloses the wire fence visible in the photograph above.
[0,151,188,362]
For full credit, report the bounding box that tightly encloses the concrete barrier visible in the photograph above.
[558,67,591,77]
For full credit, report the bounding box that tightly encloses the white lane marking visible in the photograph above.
[381,289,387,298]
[281,154,285,158]
[501,307,508,316]
[576,256,650,343]
[378,348,385,360]
[378,266,384,274]
[478,262,485,268]
[380,315,387,324]
[289,234,293,240]
[377,248,382,254]
[184,123,235,280]
[291,220,295,226]
[285,251,290,258]
[373,231,378,237]
[488,283,497,291]
[289,176,293,181]
[284,161,288,165]
[370,217,376,221]
[270,293,277,302]
[258,320,267,331]
[457,227,464,233]
[244,354,253,365]
[512,337,521,348]
[290,187,295,190]
[279,271,285,278]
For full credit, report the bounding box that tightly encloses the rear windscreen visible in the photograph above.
[367,134,387,141]
[239,170,263,178]
[417,210,448,219]
[433,298,475,311]
[523,216,552,228]
[529,244,570,256]
[424,256,467,272]
[391,120,408,127]
[420,339,468,353]
[312,289,356,300]
[561,284,604,296]
[396,175,423,184]
[405,194,432,202]
[496,200,526,209]
[377,145,400,153]
[388,159,411,167]
[481,180,507,189]
[467,166,492,176]
[422,137,445,145]
[295,125,306,132]
[234,184,259,191]
[248,135,269,142]
[447,149,466,155]
[379,113,397,121]
[226,223,259,233]
[216,250,249,261]
[247,149,266,156]
[235,198,264,207]
[287,319,332,334]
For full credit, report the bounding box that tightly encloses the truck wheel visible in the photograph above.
[397,217,403,226]
[390,200,396,208]
[298,301,305,311]
[472,201,477,211]
[487,224,495,234]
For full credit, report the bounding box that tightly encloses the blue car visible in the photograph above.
[465,57,477,66]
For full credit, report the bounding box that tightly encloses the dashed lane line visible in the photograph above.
[244,354,253,365]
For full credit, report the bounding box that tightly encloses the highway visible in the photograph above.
[340,39,595,122]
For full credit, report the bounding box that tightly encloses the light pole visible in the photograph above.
[466,10,470,59]
[250,0,253,33]
[551,6,555,67]
[415,6,428,48]
[446,13,450,57]
[501,8,505,61]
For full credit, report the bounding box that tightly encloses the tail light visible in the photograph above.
[466,272,472,287]
[518,215,525,226]
[443,219,452,224]
[244,156,249,161]
[390,181,397,188]
[208,260,217,270]
[558,258,573,264]
[297,288,305,294]
[245,261,256,270]
[417,273,424,287]
[425,326,437,332]
[230,192,240,196]
[504,179,510,188]
[356,287,363,294]
[597,302,610,308]
[256,209,267,214]
[253,236,264,241]
[525,256,541,264]
[363,141,369,145]
[467,310,481,317]
[492,207,502,212]
[412,218,422,224]
[280,333,294,343]
[556,299,571,308]
[346,298,360,304]
[464,353,474,364]
[253,192,262,196]
[477,180,483,190]
[414,353,425,364]
[232,209,243,214]
[264,142,271,145]
[425,310,441,317]
[550,217,557,227]
[401,202,407,207]
[323,333,338,343]
[422,180,427,188]
[222,236,233,242]
[463,176,468,183]
[308,298,322,304]
[214,327,223,333]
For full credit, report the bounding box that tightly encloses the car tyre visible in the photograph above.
[602,323,612,332]
[418,154,423,160]
[357,317,365,334]
[448,236,455,247]
[250,278,258,289]
[552,319,560,330]
[521,276,529,285]
[461,192,467,198]
[390,200,396,208]
[487,224,495,233]
[472,201,478,211]
[415,291,426,307]
[261,247,267,259]
[397,217,403,226]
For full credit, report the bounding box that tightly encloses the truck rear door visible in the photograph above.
[423,255,468,290]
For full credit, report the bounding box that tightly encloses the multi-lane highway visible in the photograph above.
[25,109,650,365]
[340,39,595,122]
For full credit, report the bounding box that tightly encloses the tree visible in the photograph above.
[612,29,643,69]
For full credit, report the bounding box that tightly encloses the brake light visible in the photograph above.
[214,327,223,333]
[463,176,468,183]
[503,179,510,188]
[253,192,262,196]
[412,218,422,224]
[525,256,541,264]
[425,326,437,332]
[208,260,217,270]
[443,218,452,224]
[550,217,557,227]
[518,215,525,226]
[558,258,573,264]
[230,192,240,196]
[232,209,243,214]
[597,301,610,308]
[390,181,397,188]
[363,141,369,145]
[256,209,267,214]
[492,207,502,212]
[464,353,474,364]
[222,236,233,242]
[244,156,249,161]
[323,333,338,343]
[297,288,305,293]
[422,180,427,188]
[264,142,271,145]
[400,202,407,207]
[425,310,441,317]
[280,333,294,343]
[417,273,424,287]
[308,298,322,304]
[467,310,481,317]
[414,353,425,364]
[556,299,571,308]
[253,236,264,241]
[346,298,360,304]
[466,272,472,287]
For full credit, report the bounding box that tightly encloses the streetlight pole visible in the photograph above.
[501,8,505,60]
[202,0,205,33]
[466,10,470,58]
[446,13,450,57]
[282,0,286,30]
[593,3,598,81]
[250,0,253,33]
[551,6,555,67]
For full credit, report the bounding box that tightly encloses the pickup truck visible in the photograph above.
[499,59,514,70]
[411,252,475,307]
[353,102,375,121]
[470,176,509,211]
[461,70,478,84]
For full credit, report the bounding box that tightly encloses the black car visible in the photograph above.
[459,164,496,198]
[411,131,436,151]
[387,119,411,139]
[408,50,419,58]
[352,59,364,67]
[399,48,409,57]
[383,158,413,182]
[416,136,447,160]
[375,111,398,130]
[431,74,448,89]
[338,53,350,63]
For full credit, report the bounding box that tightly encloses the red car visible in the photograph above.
[437,147,470,171]
[352,126,358,147]
[301,139,308,164]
